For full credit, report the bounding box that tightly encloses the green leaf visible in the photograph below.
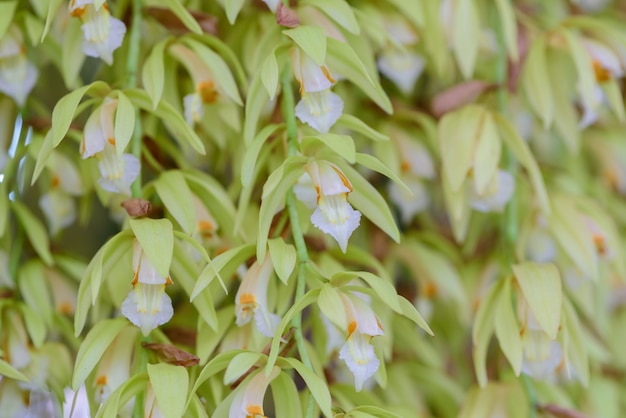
[24,13,44,46]
[129,218,174,278]
[326,38,392,114]
[494,279,522,376]
[494,113,551,214]
[155,171,196,234]
[51,81,110,148]
[602,78,626,122]
[244,73,269,144]
[318,283,347,331]
[160,0,202,33]
[452,0,480,79]
[241,124,284,187]
[302,134,356,163]
[0,181,7,237]
[19,304,46,348]
[147,363,189,418]
[495,0,518,61]
[61,18,85,89]
[0,1,17,39]
[355,152,410,195]
[283,26,327,65]
[278,357,332,418]
[96,373,148,418]
[302,0,360,34]
[439,104,485,192]
[271,372,303,418]
[224,352,263,385]
[187,350,244,407]
[41,0,63,41]
[18,261,53,325]
[224,0,246,24]
[114,90,135,155]
[512,262,562,339]
[261,47,280,101]
[397,294,433,335]
[142,38,169,109]
[522,37,554,129]
[472,279,505,387]
[561,29,596,120]
[333,271,401,312]
[11,200,53,266]
[336,114,389,142]
[473,112,501,195]
[383,0,423,28]
[182,38,243,106]
[0,358,28,382]
[72,318,128,390]
[268,238,296,285]
[124,88,205,154]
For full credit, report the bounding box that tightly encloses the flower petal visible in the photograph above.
[377,49,425,95]
[338,331,380,392]
[295,90,343,134]
[310,194,361,252]
[121,284,174,336]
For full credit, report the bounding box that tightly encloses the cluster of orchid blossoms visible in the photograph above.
[69,0,127,65]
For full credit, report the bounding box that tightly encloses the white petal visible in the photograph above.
[183,93,204,126]
[377,50,425,95]
[121,285,174,336]
[262,0,280,12]
[63,385,91,418]
[579,84,604,129]
[53,153,83,195]
[295,90,343,134]
[338,331,380,392]
[581,38,624,78]
[81,105,107,158]
[525,228,557,263]
[39,191,76,236]
[98,150,140,195]
[388,177,430,225]
[291,48,334,93]
[0,56,38,106]
[310,195,361,252]
[521,330,563,380]
[81,11,126,65]
[470,170,515,213]
[293,173,317,209]
[307,160,353,196]
[133,241,169,285]
[254,308,280,338]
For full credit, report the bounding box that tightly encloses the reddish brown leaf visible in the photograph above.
[142,342,200,367]
[539,404,590,418]
[276,2,300,28]
[431,81,495,117]
[121,198,152,218]
[145,7,218,35]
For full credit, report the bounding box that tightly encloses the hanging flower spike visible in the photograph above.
[468,169,515,213]
[69,0,126,65]
[298,160,361,252]
[0,26,38,106]
[336,292,384,391]
[234,256,280,338]
[291,47,343,133]
[229,367,280,418]
[121,240,174,336]
[169,44,220,126]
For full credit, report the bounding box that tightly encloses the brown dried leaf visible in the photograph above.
[121,198,152,217]
[142,342,200,367]
[431,80,495,117]
[539,404,590,418]
[145,7,218,35]
[276,2,300,28]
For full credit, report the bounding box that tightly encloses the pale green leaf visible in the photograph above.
[0,1,17,39]
[160,0,202,33]
[224,0,246,24]
[18,261,53,324]
[355,152,411,195]
[272,372,303,418]
[333,271,401,312]
[191,244,255,300]
[326,38,392,114]
[278,357,332,418]
[261,48,280,101]
[114,90,135,155]
[0,358,28,382]
[602,78,626,122]
[494,279,522,376]
[302,0,360,34]
[19,304,46,348]
[336,114,390,142]
[41,0,63,41]
[268,238,296,285]
[142,38,169,109]
[154,171,196,234]
[384,0,423,28]
[472,279,505,387]
[224,352,263,385]
[11,200,53,266]
[283,26,327,65]
[561,29,597,119]
[72,318,128,390]
[473,111,501,195]
[452,0,480,79]
[61,18,85,89]
[243,73,269,144]
[522,37,554,129]
[495,0,518,61]
[301,134,356,163]
[147,363,189,418]
[182,38,243,106]
[318,283,348,332]
[24,13,44,46]
[0,181,7,237]
[187,350,244,407]
[96,373,148,418]
[129,218,174,278]
[512,262,562,339]
[397,295,433,335]
[241,124,284,187]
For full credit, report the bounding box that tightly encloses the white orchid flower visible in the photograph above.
[4,310,32,370]
[229,367,280,418]
[388,176,430,225]
[97,143,141,196]
[235,256,280,338]
[93,327,136,410]
[377,49,425,95]
[81,98,116,159]
[121,240,174,336]
[469,170,515,213]
[0,26,38,106]
[69,0,126,65]
[39,190,76,236]
[296,160,361,252]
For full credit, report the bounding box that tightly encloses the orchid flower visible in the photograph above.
[69,0,126,65]
[234,256,280,338]
[121,240,174,336]
[294,160,361,252]
[169,44,220,126]
[468,170,515,213]
[229,367,280,418]
[94,327,136,411]
[97,142,141,196]
[0,26,38,106]
[291,47,343,133]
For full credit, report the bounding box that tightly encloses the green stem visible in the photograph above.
[281,68,315,418]
[126,0,143,198]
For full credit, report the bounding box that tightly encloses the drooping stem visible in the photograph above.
[126,0,143,198]
[281,68,316,418]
